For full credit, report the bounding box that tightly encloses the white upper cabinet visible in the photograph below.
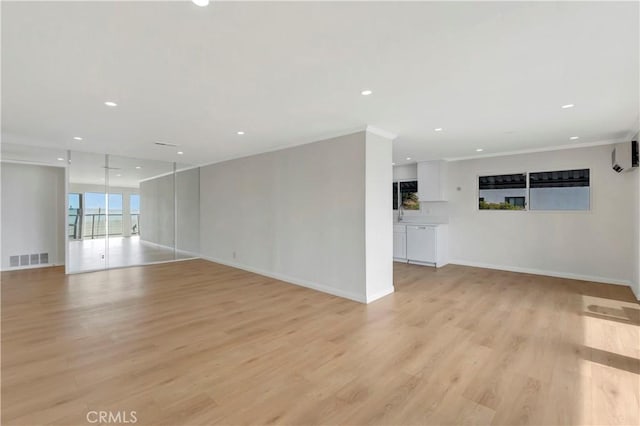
[417,160,447,201]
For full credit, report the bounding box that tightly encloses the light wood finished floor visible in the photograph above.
[2,260,639,425]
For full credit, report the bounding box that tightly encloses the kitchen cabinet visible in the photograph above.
[393,225,407,260]
[417,160,447,201]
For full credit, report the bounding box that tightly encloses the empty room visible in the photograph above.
[1,1,639,425]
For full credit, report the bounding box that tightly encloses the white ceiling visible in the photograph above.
[2,1,639,167]
[1,142,191,187]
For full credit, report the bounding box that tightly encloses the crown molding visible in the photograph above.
[443,138,629,162]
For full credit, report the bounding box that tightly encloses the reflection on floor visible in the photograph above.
[68,236,195,272]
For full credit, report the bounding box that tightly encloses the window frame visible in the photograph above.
[476,168,593,214]
[527,168,592,213]
[393,178,421,213]
[477,171,528,212]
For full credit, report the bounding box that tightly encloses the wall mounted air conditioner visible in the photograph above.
[612,141,638,173]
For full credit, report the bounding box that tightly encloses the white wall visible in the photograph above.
[1,162,65,270]
[632,136,640,299]
[447,144,636,286]
[365,132,394,302]
[633,168,640,299]
[199,131,393,303]
[139,173,175,248]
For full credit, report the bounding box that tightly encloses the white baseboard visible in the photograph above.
[449,259,632,287]
[630,283,640,301]
[1,263,61,272]
[366,286,395,303]
[200,255,367,304]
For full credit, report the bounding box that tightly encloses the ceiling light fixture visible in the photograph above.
[361,89,373,96]
[569,136,580,140]
[406,157,411,161]
[116,174,122,177]
[177,151,184,155]
[476,148,484,152]
[561,104,574,109]
[192,0,209,6]
[237,131,245,135]
[434,128,443,132]
[135,166,142,169]
[57,157,64,161]
[73,136,83,141]
[104,101,118,107]
[392,162,396,166]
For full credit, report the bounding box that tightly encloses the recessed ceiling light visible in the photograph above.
[192,0,209,6]
[116,174,122,177]
[406,157,411,161]
[392,162,396,166]
[476,148,484,152]
[104,101,118,107]
[434,128,443,132]
[73,136,83,141]
[57,157,64,161]
[561,104,574,109]
[237,131,245,135]
[569,136,580,140]
[361,89,373,96]
[177,151,184,155]
[135,166,142,169]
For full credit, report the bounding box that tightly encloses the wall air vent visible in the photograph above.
[7,253,49,268]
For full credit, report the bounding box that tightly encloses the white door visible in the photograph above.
[406,226,436,263]
[393,231,406,259]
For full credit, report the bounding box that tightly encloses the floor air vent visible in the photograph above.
[9,256,19,267]
[40,253,48,264]
[30,254,40,265]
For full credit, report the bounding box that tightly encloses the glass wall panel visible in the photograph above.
[67,152,199,273]
[67,151,107,272]
[107,155,175,268]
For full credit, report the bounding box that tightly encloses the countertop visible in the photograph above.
[393,221,448,227]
